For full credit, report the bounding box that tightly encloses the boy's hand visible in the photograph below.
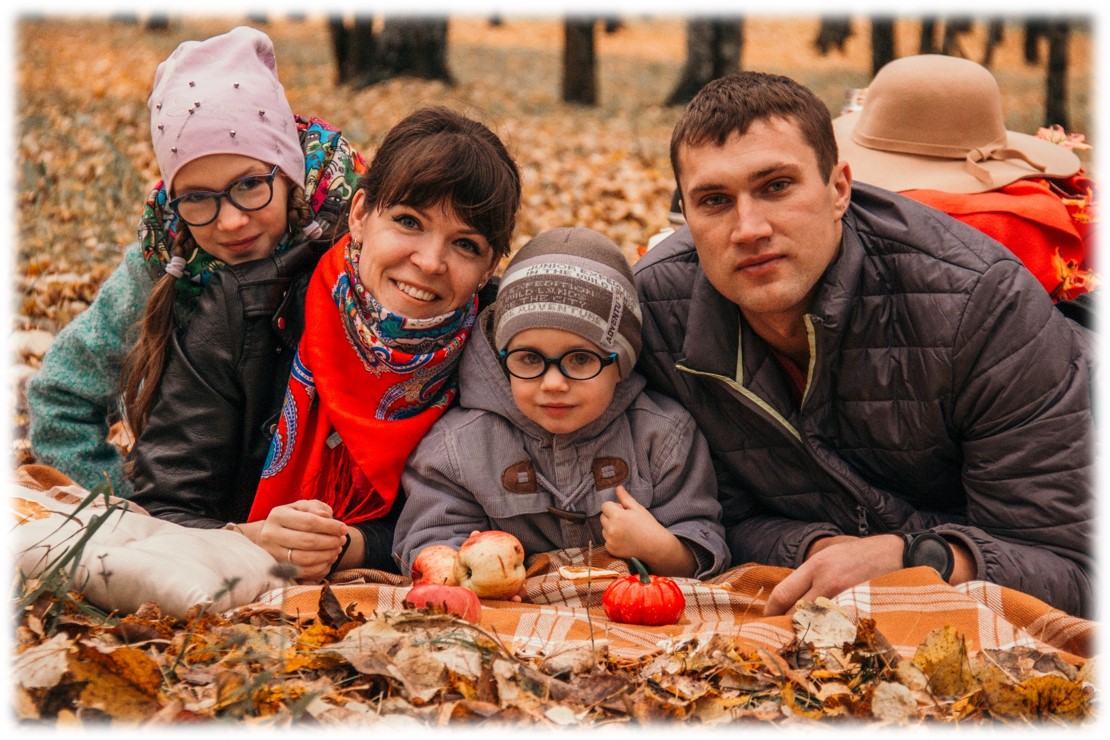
[599,485,669,560]
[600,486,698,578]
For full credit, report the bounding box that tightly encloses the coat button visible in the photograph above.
[276,317,286,329]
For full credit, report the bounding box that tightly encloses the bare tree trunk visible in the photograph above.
[1045,21,1070,129]
[981,18,1005,67]
[375,18,451,83]
[814,17,852,55]
[563,19,597,105]
[666,18,743,106]
[941,17,973,57]
[329,16,378,87]
[329,15,351,85]
[870,18,896,77]
[333,17,451,89]
[919,17,939,54]
[1024,19,1051,64]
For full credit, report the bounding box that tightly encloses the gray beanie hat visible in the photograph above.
[493,227,642,380]
[148,26,305,195]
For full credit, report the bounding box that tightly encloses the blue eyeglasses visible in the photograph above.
[500,348,618,380]
[167,165,279,227]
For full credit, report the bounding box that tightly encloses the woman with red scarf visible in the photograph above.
[245,107,521,580]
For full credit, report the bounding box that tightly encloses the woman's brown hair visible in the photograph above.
[120,185,313,440]
[358,106,522,259]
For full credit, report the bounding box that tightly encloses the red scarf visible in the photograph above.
[905,179,1097,300]
[249,236,474,524]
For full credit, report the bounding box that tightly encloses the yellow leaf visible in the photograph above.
[976,663,1029,719]
[69,644,161,720]
[1022,674,1090,720]
[912,625,975,699]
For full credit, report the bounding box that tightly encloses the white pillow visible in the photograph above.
[11,482,279,618]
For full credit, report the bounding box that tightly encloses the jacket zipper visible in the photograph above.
[676,314,877,536]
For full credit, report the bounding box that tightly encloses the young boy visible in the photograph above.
[393,227,728,579]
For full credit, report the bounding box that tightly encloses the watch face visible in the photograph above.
[905,533,954,580]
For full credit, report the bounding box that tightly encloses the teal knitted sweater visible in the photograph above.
[26,243,193,496]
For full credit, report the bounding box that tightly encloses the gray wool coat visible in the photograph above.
[633,183,1095,618]
[393,310,729,579]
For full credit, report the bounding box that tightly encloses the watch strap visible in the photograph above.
[901,531,954,581]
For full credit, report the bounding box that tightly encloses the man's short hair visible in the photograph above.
[670,72,839,192]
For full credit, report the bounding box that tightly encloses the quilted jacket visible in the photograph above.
[633,183,1095,617]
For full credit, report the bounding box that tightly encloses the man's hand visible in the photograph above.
[763,533,903,616]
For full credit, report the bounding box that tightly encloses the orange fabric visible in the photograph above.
[258,548,1095,664]
[14,464,78,491]
[904,180,1096,300]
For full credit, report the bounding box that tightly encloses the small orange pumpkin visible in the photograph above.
[602,557,685,626]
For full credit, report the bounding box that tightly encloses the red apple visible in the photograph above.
[403,583,482,623]
[411,544,460,586]
[453,530,527,600]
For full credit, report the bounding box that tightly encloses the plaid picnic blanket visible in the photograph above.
[261,547,1096,665]
[12,464,1094,664]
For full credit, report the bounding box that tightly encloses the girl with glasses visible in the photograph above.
[27,26,365,497]
[129,106,522,581]
[394,227,728,584]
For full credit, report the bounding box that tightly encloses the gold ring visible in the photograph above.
[286,547,294,564]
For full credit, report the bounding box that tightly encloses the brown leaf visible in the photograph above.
[317,582,352,628]
[15,633,73,690]
[567,670,632,707]
[870,680,917,723]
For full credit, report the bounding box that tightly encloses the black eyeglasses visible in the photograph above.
[167,165,279,227]
[500,348,618,381]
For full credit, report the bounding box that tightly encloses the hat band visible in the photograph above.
[851,129,1047,187]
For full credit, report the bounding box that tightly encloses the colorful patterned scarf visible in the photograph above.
[139,116,365,302]
[249,234,477,525]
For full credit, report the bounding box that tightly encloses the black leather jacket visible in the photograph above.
[128,237,497,573]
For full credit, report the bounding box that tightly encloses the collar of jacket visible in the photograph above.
[675,203,870,418]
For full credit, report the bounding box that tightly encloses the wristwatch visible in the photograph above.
[901,532,954,581]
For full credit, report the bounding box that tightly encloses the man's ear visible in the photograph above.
[830,161,852,218]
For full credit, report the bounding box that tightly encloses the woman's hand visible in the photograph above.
[239,499,349,582]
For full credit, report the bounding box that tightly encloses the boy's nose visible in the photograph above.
[539,363,570,390]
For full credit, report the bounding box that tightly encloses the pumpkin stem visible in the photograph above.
[629,557,651,584]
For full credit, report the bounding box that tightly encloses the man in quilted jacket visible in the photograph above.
[633,70,1095,618]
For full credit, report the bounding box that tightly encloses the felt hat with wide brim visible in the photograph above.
[833,54,1080,194]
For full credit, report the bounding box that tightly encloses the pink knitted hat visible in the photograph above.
[148,26,305,194]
